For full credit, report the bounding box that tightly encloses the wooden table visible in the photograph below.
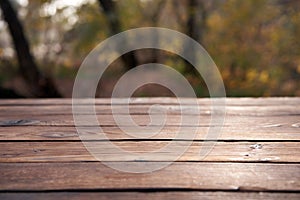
[0,98,299,199]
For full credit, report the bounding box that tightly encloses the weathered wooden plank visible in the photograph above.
[0,125,299,141]
[0,162,299,191]
[0,115,299,127]
[0,97,299,106]
[0,192,299,200]
[0,105,299,116]
[0,141,299,162]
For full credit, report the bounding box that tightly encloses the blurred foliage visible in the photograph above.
[0,0,299,97]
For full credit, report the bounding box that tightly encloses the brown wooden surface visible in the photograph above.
[0,98,299,199]
[0,97,299,105]
[0,192,299,200]
[1,104,299,116]
[0,115,299,127]
[1,126,299,141]
[1,141,299,162]
[1,162,300,191]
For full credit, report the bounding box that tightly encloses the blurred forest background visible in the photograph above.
[0,0,299,98]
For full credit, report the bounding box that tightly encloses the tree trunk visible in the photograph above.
[0,0,61,97]
[184,0,207,75]
[98,0,139,70]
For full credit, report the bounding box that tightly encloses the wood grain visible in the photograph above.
[0,162,299,191]
[0,98,299,198]
[0,104,299,116]
[0,141,299,162]
[1,192,299,200]
[0,97,299,106]
[0,114,299,127]
[0,126,299,141]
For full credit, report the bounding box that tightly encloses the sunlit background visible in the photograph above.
[0,0,299,98]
